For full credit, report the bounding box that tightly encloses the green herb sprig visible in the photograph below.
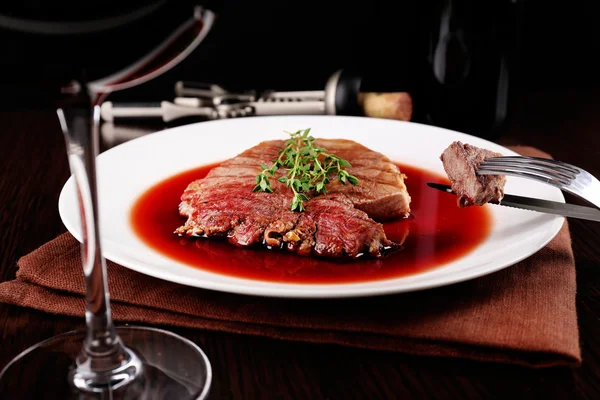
[253,128,359,211]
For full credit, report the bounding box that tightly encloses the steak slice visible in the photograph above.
[175,138,410,259]
[440,141,506,207]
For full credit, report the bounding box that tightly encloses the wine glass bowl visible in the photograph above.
[0,2,215,110]
[0,4,215,398]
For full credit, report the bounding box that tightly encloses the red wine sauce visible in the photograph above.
[130,163,492,283]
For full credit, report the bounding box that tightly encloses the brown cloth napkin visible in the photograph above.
[0,146,581,368]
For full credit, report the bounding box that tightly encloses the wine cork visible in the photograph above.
[358,92,413,121]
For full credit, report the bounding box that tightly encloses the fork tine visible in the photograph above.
[477,166,572,186]
[479,161,576,182]
[479,156,600,210]
[484,156,581,174]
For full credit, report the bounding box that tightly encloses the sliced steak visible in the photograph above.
[440,141,506,207]
[175,138,410,259]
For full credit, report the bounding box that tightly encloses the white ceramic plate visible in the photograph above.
[58,116,565,298]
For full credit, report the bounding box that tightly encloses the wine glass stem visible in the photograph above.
[57,84,141,391]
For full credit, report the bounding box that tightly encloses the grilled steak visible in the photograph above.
[440,141,506,207]
[312,138,410,221]
[175,138,411,258]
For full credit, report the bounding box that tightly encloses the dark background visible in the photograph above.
[84,0,598,91]
[0,0,598,135]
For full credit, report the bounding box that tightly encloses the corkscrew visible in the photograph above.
[100,69,413,123]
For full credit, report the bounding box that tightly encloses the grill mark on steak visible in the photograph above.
[440,141,506,207]
[175,138,410,259]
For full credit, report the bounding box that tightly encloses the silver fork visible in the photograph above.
[477,156,600,210]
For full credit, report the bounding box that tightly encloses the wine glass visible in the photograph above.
[0,5,216,399]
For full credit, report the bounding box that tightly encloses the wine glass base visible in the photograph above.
[0,326,211,399]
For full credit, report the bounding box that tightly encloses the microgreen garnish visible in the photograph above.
[253,128,359,211]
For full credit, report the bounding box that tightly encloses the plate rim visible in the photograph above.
[58,115,565,298]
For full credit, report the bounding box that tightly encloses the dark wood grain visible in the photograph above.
[1,89,599,399]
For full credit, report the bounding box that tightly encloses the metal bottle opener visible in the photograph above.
[100,69,413,123]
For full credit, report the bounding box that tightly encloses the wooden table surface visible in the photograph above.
[1,88,599,399]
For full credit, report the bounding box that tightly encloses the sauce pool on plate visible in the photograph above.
[130,163,492,283]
